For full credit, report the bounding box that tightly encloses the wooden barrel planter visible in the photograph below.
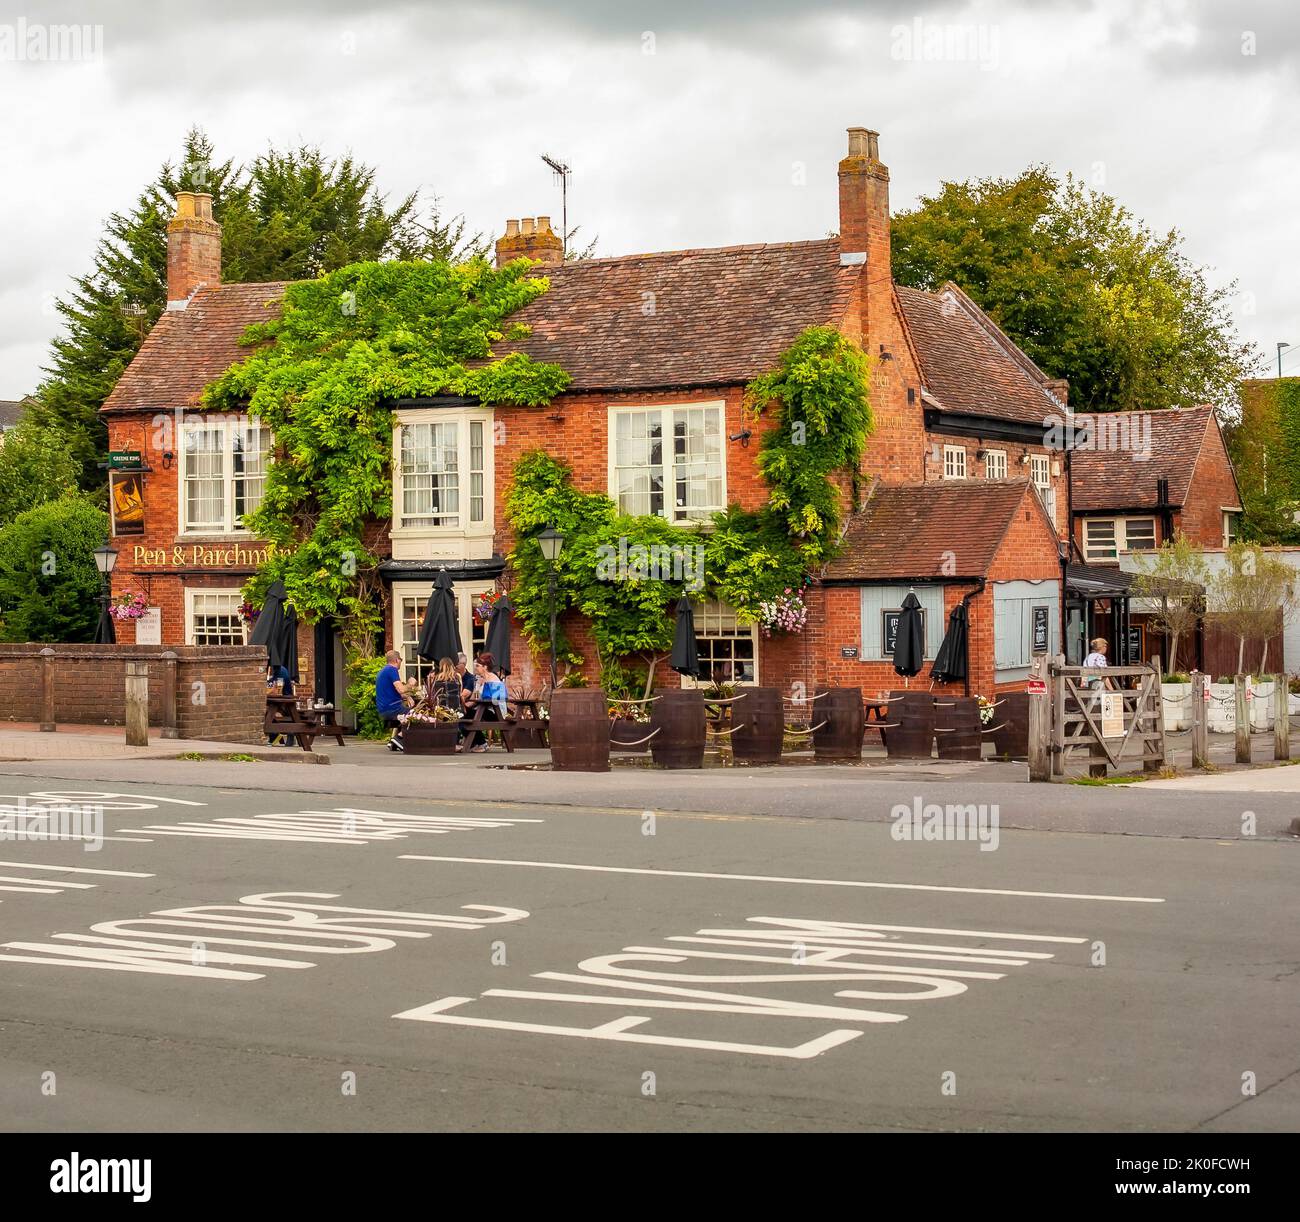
[549,688,611,772]
[813,687,864,761]
[610,717,652,752]
[934,696,982,761]
[650,689,706,769]
[886,691,935,759]
[729,687,784,765]
[989,692,1029,758]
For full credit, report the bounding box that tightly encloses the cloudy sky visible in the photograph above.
[1,0,1297,399]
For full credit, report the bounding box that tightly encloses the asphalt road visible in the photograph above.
[0,773,1295,1132]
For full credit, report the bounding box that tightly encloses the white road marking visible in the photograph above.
[118,808,543,846]
[0,861,153,877]
[395,914,1090,1060]
[399,855,1165,904]
[0,860,154,898]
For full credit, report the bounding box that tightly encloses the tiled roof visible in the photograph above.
[494,239,860,388]
[897,283,1067,428]
[100,283,289,414]
[0,398,30,427]
[1070,406,1218,511]
[823,479,1043,580]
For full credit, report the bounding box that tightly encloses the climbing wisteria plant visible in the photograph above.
[203,257,569,656]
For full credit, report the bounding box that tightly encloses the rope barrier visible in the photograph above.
[612,726,662,747]
[783,720,829,736]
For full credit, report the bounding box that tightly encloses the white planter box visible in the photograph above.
[1208,683,1237,733]
[1250,680,1274,731]
[1160,682,1191,731]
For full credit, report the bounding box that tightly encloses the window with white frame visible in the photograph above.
[398,418,488,530]
[1029,453,1056,523]
[393,582,491,687]
[691,600,757,685]
[1223,511,1240,547]
[1083,516,1157,563]
[984,449,1007,480]
[185,589,247,645]
[611,404,724,521]
[942,445,967,480]
[181,419,269,535]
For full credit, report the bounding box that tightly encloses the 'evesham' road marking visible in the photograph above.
[399,855,1165,904]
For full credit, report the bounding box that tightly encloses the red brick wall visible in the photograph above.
[1176,420,1240,548]
[0,644,266,742]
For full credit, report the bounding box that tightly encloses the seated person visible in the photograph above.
[427,657,463,712]
[374,649,414,752]
[266,663,294,744]
[460,651,508,753]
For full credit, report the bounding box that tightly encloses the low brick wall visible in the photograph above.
[0,645,266,744]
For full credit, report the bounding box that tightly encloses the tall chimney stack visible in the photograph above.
[495,213,564,269]
[839,127,890,261]
[167,191,221,309]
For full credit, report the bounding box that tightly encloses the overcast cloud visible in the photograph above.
[1,0,1297,398]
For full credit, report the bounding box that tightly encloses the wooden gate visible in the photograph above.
[1035,661,1166,779]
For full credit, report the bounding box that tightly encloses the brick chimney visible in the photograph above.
[838,127,890,267]
[494,215,564,268]
[166,191,221,309]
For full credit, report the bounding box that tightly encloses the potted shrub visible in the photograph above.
[609,701,652,751]
[1161,672,1192,731]
[400,705,462,754]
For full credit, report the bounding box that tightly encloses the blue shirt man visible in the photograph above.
[375,651,409,720]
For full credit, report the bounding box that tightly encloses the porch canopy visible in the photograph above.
[1065,563,1203,668]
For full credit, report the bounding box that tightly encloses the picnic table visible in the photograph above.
[264,694,346,752]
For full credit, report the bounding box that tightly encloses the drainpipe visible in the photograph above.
[961,578,985,698]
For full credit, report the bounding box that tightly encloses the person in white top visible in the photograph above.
[1083,637,1112,689]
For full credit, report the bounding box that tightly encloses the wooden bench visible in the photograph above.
[264,695,346,752]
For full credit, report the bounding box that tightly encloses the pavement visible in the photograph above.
[0,771,1295,1134]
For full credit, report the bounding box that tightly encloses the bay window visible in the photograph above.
[392,410,492,539]
[180,419,269,535]
[610,403,724,522]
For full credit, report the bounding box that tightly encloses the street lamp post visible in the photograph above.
[1279,342,1293,379]
[537,525,565,690]
[93,545,118,636]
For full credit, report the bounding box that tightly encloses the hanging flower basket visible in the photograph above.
[473,589,506,625]
[757,589,808,638]
[108,591,150,621]
[237,600,260,626]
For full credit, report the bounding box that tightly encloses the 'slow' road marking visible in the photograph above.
[399,855,1165,904]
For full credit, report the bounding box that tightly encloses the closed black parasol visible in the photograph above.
[249,580,299,679]
[670,595,701,680]
[892,591,926,678]
[417,569,462,662]
[483,592,513,677]
[930,601,969,685]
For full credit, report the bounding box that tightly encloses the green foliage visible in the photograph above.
[0,495,109,642]
[0,418,81,528]
[344,654,391,741]
[1227,378,1300,544]
[891,167,1259,413]
[504,327,872,678]
[744,326,874,561]
[204,257,569,661]
[1210,542,1298,673]
[32,128,481,490]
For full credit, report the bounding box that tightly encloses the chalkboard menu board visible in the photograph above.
[883,608,925,656]
[1032,605,1050,654]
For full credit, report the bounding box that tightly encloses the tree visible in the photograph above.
[1209,543,1297,674]
[31,129,482,489]
[0,418,81,528]
[0,495,108,643]
[891,168,1259,414]
[1130,534,1209,674]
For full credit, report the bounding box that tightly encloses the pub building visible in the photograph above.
[105,126,1234,719]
